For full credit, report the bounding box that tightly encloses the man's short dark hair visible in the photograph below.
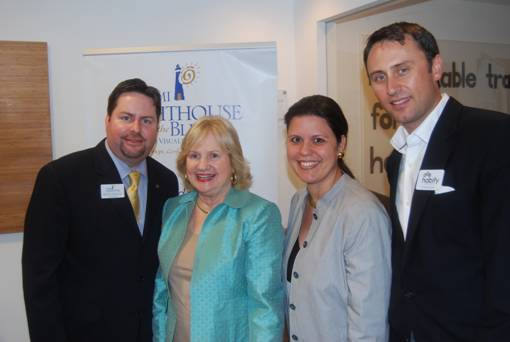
[363,22,440,71]
[107,78,162,119]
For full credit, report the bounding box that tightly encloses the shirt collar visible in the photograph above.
[390,93,449,153]
[104,140,147,180]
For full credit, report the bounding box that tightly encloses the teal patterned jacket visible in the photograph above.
[152,188,284,342]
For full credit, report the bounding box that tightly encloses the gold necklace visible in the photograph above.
[196,201,209,215]
[307,194,316,209]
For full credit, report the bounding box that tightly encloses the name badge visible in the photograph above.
[416,169,444,191]
[101,184,125,199]
[416,169,455,194]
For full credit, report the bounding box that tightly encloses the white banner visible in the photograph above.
[82,44,278,201]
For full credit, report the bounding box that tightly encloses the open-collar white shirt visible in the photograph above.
[391,93,449,239]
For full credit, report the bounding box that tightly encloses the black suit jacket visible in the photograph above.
[22,140,178,342]
[386,98,510,341]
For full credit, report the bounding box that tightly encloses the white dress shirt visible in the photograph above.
[391,93,449,239]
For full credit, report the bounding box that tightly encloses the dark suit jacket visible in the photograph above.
[386,98,510,342]
[22,140,178,342]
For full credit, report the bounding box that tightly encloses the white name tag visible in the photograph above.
[416,169,444,191]
[100,184,125,199]
[416,169,455,194]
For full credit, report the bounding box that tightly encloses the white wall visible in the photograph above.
[0,0,377,340]
[1,0,298,158]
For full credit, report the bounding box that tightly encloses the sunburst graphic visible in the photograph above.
[180,63,200,86]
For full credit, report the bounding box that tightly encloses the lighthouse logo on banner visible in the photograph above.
[173,63,200,101]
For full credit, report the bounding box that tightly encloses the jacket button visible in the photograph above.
[293,271,299,279]
[404,291,415,299]
[303,241,308,248]
[289,303,296,310]
[313,213,318,220]
[291,335,298,340]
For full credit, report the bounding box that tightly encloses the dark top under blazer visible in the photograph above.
[386,97,510,342]
[22,140,178,342]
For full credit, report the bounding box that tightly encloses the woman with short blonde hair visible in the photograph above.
[153,116,284,342]
[176,116,252,191]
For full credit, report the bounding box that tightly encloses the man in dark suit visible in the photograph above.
[22,78,179,342]
[363,22,510,341]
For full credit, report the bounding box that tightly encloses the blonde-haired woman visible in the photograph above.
[153,116,284,341]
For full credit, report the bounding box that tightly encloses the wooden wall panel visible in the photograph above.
[0,41,51,233]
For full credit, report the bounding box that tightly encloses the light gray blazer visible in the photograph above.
[283,174,391,341]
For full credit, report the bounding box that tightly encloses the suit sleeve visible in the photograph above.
[22,164,69,342]
[245,202,285,342]
[152,266,168,342]
[479,117,510,340]
[344,202,392,341]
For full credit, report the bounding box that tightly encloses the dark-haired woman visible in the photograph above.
[283,95,391,341]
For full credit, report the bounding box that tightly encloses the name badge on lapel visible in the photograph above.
[416,169,455,194]
[100,184,125,199]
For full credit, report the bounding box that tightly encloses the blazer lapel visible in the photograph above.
[386,149,402,207]
[158,195,194,281]
[386,149,406,262]
[403,98,462,260]
[283,193,305,276]
[143,158,165,236]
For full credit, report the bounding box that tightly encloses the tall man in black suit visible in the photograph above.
[22,78,179,342]
[364,22,510,341]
